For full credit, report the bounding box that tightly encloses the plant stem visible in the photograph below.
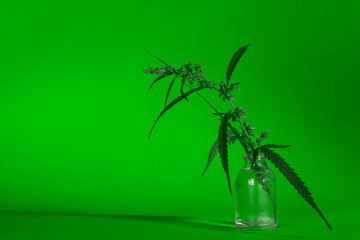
[185,84,252,156]
[212,86,254,151]
[143,48,254,155]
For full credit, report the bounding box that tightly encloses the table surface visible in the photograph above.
[0,208,358,240]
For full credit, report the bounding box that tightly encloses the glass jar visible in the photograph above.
[234,153,277,230]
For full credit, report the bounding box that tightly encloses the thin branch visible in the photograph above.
[144,51,254,155]
[143,48,170,66]
[185,83,220,114]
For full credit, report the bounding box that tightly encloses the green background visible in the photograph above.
[0,0,359,239]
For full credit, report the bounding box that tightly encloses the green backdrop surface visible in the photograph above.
[0,0,359,239]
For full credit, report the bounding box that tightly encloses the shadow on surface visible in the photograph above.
[0,211,310,238]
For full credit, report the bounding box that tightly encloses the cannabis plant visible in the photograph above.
[143,46,332,230]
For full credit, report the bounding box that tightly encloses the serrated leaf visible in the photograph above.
[148,87,205,137]
[226,45,249,86]
[218,113,232,195]
[201,139,219,177]
[260,146,332,230]
[164,76,176,107]
[149,72,173,89]
[263,144,291,148]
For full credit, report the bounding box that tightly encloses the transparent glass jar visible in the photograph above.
[234,153,277,230]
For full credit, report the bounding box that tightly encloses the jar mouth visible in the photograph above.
[243,153,266,161]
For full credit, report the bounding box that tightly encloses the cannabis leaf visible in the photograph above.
[260,146,332,230]
[226,45,249,86]
[149,72,173,89]
[218,113,232,195]
[144,46,332,230]
[263,144,291,148]
[148,86,205,137]
[201,139,219,177]
[164,76,176,107]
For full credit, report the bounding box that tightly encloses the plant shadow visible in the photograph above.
[0,211,311,238]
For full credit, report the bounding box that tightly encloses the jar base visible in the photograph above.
[235,221,276,230]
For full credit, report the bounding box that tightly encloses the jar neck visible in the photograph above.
[243,153,268,170]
